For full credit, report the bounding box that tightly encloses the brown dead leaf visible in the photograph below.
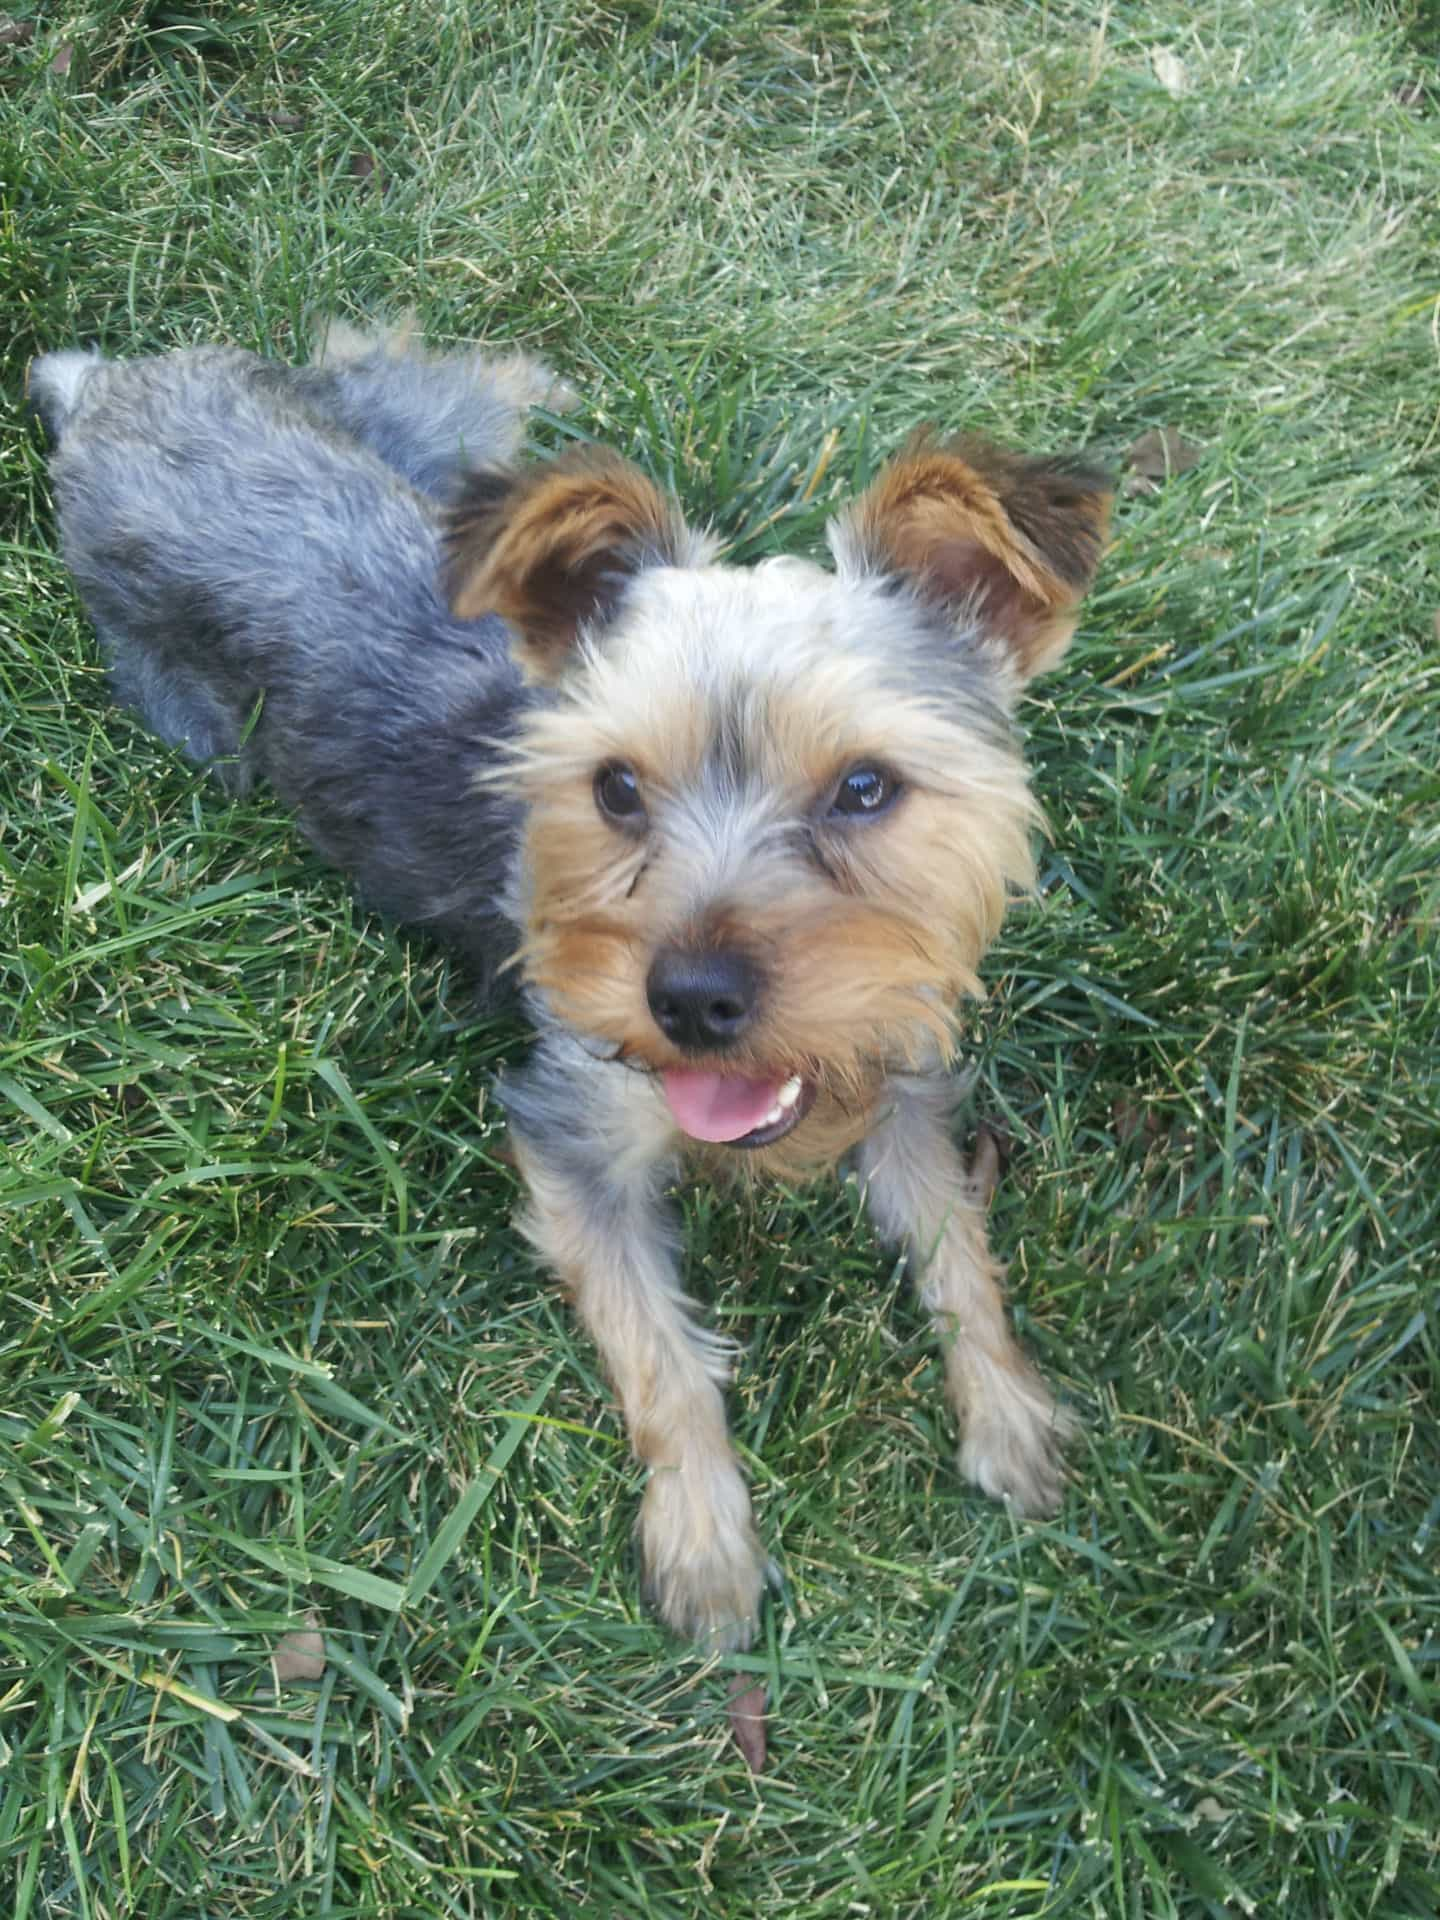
[965,1124,1005,1208]
[727,1676,767,1773]
[227,104,306,131]
[1124,427,1203,496]
[0,17,36,48]
[1113,1098,1163,1147]
[50,39,73,76]
[272,1612,326,1682]
[349,151,381,191]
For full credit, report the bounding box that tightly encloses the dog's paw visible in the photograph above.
[639,1459,768,1649]
[957,1355,1079,1517]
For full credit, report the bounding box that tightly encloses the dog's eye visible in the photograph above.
[829,764,899,819]
[594,762,647,827]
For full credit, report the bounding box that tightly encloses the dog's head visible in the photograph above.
[448,433,1110,1169]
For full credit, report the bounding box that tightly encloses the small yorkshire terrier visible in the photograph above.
[34,324,1111,1650]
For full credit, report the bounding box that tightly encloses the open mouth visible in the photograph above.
[659,1068,818,1149]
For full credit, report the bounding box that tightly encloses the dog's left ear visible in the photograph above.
[829,431,1112,678]
[447,448,703,679]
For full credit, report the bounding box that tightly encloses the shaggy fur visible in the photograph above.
[36,325,1111,1651]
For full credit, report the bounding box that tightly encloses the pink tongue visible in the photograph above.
[660,1069,785,1143]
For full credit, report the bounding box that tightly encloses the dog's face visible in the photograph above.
[449,436,1110,1171]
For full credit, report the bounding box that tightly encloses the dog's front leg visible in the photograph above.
[504,1053,767,1648]
[856,1074,1076,1514]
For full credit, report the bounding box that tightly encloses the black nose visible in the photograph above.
[646,946,762,1053]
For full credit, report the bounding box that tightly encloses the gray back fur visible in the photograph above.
[36,339,536,983]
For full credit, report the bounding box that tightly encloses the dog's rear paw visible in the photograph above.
[483,351,579,417]
[312,312,419,366]
[957,1357,1079,1517]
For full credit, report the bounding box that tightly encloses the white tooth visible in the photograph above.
[776,1076,802,1110]
[760,1104,784,1128]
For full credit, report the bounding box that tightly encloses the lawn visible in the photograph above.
[2,2,1437,1915]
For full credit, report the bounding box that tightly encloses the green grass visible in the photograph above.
[2,1,1438,1913]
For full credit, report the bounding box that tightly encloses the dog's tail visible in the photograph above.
[27,348,106,444]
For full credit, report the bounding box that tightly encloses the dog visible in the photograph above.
[33,324,1111,1651]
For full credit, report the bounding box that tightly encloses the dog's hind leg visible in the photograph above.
[102,636,255,790]
[305,320,575,504]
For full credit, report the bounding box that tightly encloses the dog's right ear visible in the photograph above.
[446,449,703,679]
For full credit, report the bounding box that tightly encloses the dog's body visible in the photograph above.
[32,336,544,972]
[35,327,1110,1649]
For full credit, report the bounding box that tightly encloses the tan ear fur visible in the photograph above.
[833,430,1112,676]
[446,448,693,678]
